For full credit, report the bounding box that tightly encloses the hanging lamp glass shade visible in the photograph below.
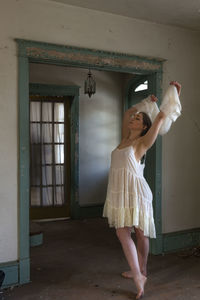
[84,69,96,98]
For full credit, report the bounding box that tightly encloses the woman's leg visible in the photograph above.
[116,227,146,299]
[134,227,149,277]
[121,227,149,278]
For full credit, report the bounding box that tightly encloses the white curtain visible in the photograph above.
[30,101,65,207]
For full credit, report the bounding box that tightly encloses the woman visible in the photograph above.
[103,81,181,299]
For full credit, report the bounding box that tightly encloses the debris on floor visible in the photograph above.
[178,246,200,258]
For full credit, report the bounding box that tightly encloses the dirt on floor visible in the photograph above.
[2,218,200,300]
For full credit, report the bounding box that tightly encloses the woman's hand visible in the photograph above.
[150,95,158,102]
[170,81,181,96]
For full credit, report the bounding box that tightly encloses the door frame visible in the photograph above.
[125,74,163,255]
[16,39,164,285]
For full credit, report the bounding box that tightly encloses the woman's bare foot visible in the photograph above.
[135,275,147,300]
[121,270,133,279]
[121,269,147,279]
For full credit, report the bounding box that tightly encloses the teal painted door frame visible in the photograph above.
[125,74,163,255]
[15,39,164,286]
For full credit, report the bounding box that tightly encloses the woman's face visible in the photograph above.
[128,112,146,132]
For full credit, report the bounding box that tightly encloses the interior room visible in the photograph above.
[0,0,199,299]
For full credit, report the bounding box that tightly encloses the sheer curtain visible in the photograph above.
[30,99,65,207]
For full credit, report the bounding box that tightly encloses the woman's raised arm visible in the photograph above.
[122,106,138,139]
[140,81,181,152]
[140,111,165,151]
[122,95,159,140]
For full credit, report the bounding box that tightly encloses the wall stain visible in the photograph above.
[193,120,200,133]
[0,46,8,50]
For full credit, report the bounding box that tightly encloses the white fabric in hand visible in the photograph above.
[134,96,160,123]
[159,85,182,135]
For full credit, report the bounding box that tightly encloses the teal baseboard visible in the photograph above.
[30,232,43,247]
[0,258,30,288]
[72,204,104,219]
[150,234,163,255]
[163,227,200,253]
[79,205,104,219]
[0,261,19,288]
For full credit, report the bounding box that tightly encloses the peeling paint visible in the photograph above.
[26,46,162,72]
[75,132,79,144]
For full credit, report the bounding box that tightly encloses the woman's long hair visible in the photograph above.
[140,112,152,164]
[140,112,152,136]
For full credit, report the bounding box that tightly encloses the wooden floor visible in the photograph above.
[2,218,200,300]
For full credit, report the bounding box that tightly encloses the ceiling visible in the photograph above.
[51,0,200,31]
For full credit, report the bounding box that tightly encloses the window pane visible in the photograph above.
[31,144,41,166]
[30,101,40,122]
[54,124,64,143]
[42,124,52,143]
[42,145,52,164]
[134,81,148,92]
[42,187,53,206]
[42,102,52,122]
[54,103,64,122]
[55,165,64,185]
[31,164,41,186]
[54,186,64,205]
[55,144,64,164]
[31,187,40,206]
[42,166,52,186]
[30,123,40,144]
[31,145,41,185]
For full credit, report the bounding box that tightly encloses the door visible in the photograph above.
[29,95,71,220]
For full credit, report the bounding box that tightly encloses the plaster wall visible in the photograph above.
[0,0,199,262]
[29,64,123,207]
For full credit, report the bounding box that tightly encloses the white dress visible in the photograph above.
[103,146,156,238]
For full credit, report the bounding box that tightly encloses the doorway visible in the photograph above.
[16,39,163,286]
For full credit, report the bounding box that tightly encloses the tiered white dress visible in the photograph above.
[103,146,156,238]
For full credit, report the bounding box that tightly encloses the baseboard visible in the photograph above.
[163,227,200,253]
[30,232,43,247]
[150,234,163,255]
[78,205,104,219]
[0,261,19,288]
[70,202,104,220]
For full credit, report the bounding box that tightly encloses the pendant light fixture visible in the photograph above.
[84,69,96,98]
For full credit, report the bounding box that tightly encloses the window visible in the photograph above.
[134,81,148,92]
